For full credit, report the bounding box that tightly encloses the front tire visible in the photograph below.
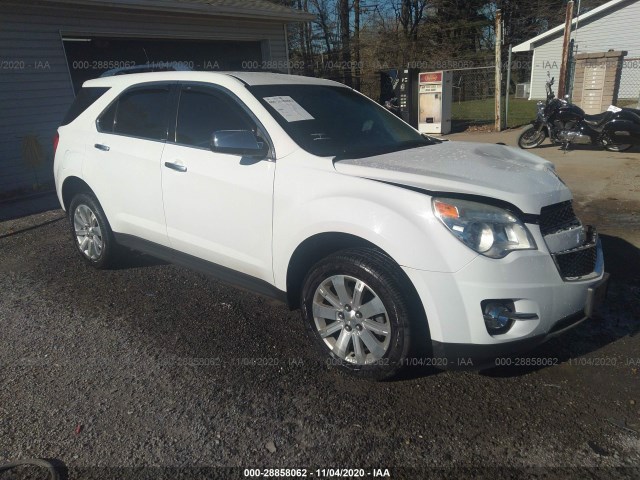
[301,248,416,380]
[518,125,546,149]
[69,193,116,269]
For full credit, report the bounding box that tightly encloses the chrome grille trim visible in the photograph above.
[544,225,587,253]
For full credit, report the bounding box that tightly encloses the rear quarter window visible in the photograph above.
[97,85,172,141]
[61,87,110,126]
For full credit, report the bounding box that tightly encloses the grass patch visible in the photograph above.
[452,96,538,129]
[618,98,639,108]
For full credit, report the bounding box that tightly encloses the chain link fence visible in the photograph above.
[619,57,640,108]
[291,61,537,132]
[503,55,536,130]
[450,61,536,131]
[450,66,495,130]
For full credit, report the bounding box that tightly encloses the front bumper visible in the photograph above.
[433,273,608,370]
[402,237,608,370]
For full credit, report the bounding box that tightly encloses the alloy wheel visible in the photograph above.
[312,275,391,364]
[73,204,103,261]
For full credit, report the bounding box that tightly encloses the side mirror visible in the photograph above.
[211,130,268,157]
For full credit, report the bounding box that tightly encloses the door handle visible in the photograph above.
[94,144,110,151]
[164,161,187,172]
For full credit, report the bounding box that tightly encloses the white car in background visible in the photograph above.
[54,72,608,379]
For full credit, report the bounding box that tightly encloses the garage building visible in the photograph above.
[1,0,313,197]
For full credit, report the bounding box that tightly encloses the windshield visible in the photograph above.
[248,84,434,158]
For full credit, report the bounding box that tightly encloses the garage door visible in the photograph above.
[62,36,263,93]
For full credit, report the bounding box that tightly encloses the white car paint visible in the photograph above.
[87,132,169,246]
[333,142,571,214]
[160,142,275,281]
[54,71,606,363]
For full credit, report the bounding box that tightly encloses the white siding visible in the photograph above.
[529,37,564,100]
[527,0,640,100]
[0,2,290,195]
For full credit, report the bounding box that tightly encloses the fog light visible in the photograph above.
[482,300,515,335]
[481,300,539,335]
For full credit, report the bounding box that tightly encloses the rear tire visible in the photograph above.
[600,132,633,152]
[518,125,546,149]
[603,143,633,152]
[69,193,116,269]
[301,248,422,380]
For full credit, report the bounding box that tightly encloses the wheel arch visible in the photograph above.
[285,233,423,311]
[286,232,431,356]
[285,232,378,309]
[61,176,95,212]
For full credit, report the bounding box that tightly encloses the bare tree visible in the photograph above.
[310,0,335,60]
[295,0,314,74]
[395,0,429,42]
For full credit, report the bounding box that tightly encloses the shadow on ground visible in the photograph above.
[0,191,59,222]
[112,249,169,269]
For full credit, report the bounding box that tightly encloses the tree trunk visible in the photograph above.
[354,0,360,90]
[339,0,352,86]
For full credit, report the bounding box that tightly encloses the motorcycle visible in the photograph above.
[518,76,640,152]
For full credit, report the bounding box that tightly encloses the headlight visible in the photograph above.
[432,197,537,259]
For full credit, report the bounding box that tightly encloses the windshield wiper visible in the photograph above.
[421,133,445,143]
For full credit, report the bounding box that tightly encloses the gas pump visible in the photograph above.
[418,71,452,135]
[379,68,419,129]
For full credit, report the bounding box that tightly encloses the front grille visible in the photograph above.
[539,201,581,235]
[554,243,598,279]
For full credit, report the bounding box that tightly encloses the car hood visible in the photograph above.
[333,141,571,214]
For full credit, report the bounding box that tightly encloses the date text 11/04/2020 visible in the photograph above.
[244,468,391,478]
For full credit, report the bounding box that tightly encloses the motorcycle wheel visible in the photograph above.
[600,132,633,152]
[603,143,633,152]
[518,125,546,149]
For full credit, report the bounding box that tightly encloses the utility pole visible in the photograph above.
[558,0,574,98]
[495,9,502,131]
[354,0,361,91]
[339,0,352,87]
[505,44,512,128]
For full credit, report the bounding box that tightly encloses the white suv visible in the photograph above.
[54,72,608,379]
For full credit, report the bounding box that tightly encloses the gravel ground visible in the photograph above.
[1,142,639,479]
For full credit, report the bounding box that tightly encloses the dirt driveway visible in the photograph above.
[0,131,639,479]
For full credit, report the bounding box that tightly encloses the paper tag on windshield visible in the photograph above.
[263,96,314,122]
[607,105,622,112]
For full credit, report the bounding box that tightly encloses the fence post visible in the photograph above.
[558,1,574,98]
[495,9,502,131]
[505,44,512,129]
